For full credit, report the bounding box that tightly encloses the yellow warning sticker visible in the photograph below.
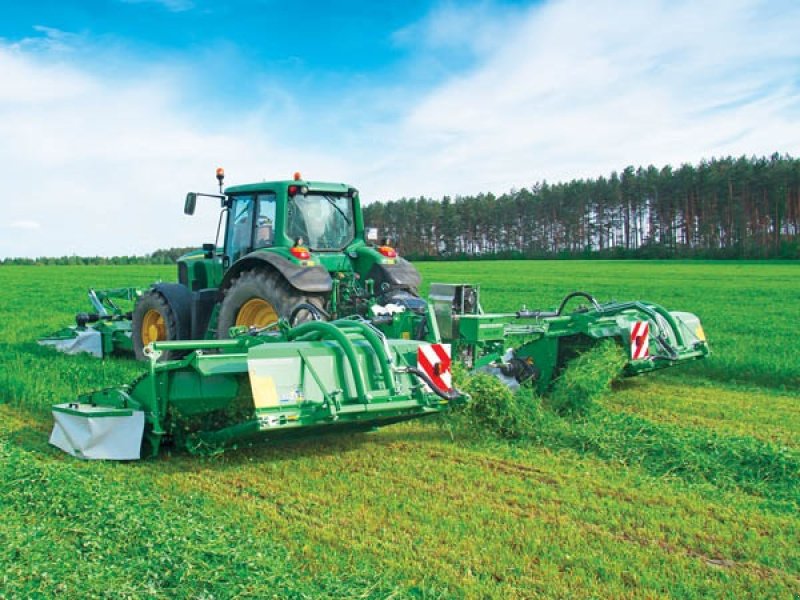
[249,373,279,408]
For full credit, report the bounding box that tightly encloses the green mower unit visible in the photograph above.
[428,284,708,394]
[39,288,144,357]
[42,169,710,459]
[51,319,461,459]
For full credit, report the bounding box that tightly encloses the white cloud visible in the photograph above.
[392,1,523,57]
[9,26,87,54]
[360,0,800,197]
[8,220,41,230]
[0,44,349,258]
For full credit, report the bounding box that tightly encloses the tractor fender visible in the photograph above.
[150,282,192,340]
[367,257,422,293]
[220,251,333,294]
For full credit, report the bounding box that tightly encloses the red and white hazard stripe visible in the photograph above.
[630,321,649,360]
[417,343,452,391]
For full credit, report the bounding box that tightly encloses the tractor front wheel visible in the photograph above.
[217,270,325,339]
[132,291,181,361]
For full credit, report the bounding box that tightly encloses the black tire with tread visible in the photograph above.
[217,270,326,339]
[132,291,181,361]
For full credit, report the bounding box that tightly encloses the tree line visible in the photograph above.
[4,154,799,265]
[1,247,195,266]
[364,154,800,260]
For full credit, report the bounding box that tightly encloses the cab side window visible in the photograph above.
[227,195,254,262]
[254,193,277,249]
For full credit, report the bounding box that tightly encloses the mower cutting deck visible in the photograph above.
[51,320,462,459]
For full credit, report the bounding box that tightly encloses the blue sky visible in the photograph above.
[1,0,799,257]
[3,1,450,85]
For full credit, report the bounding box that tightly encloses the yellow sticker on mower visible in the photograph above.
[249,373,279,408]
[248,356,305,408]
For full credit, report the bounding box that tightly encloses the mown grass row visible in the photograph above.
[0,415,408,599]
[604,378,800,448]
[4,400,798,599]
[449,344,800,508]
[527,408,800,507]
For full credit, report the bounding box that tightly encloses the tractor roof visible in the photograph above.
[225,180,353,195]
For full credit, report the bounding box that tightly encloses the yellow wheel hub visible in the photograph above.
[141,309,166,346]
[236,298,278,328]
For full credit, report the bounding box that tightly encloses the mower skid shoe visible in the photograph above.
[39,328,104,358]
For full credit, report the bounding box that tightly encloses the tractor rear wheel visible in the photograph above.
[217,270,326,339]
[132,290,181,361]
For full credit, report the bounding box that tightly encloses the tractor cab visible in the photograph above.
[221,173,361,267]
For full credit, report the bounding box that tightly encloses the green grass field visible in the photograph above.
[1,261,798,598]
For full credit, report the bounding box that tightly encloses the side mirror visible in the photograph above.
[184,192,197,215]
[366,227,379,242]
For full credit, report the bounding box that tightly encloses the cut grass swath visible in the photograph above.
[0,431,407,599]
[449,343,799,506]
[547,341,627,415]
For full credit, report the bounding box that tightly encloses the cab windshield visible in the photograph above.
[287,193,355,250]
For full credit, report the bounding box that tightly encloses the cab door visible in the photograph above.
[224,193,278,266]
[224,195,255,264]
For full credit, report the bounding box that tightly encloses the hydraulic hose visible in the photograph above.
[288,302,329,325]
[556,291,602,315]
[595,300,686,355]
[399,366,464,402]
[517,291,601,318]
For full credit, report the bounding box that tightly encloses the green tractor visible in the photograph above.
[41,169,709,460]
[131,168,428,360]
